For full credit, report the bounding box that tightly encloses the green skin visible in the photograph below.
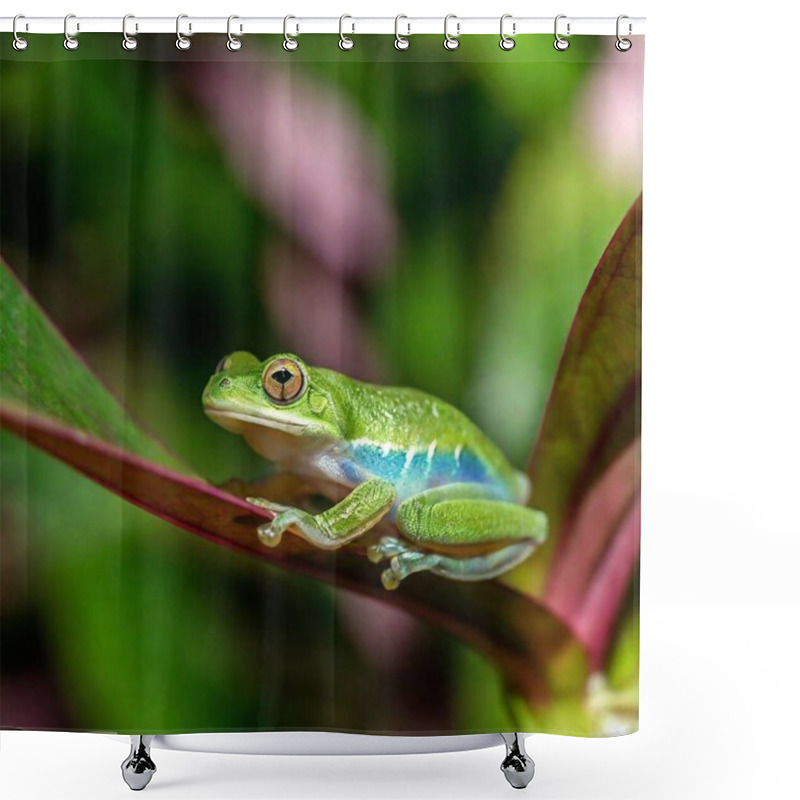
[202,352,547,590]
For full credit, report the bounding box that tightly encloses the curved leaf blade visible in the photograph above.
[0,258,176,467]
[509,194,642,595]
[546,439,641,669]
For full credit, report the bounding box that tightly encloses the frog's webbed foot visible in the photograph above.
[373,540,539,590]
[367,536,430,590]
[247,496,331,548]
[366,535,418,563]
[247,479,396,551]
[381,551,444,590]
[246,497,290,548]
[368,536,443,590]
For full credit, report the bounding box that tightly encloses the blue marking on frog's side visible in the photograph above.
[342,441,512,508]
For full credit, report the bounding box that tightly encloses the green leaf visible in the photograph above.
[0,258,587,722]
[0,258,175,467]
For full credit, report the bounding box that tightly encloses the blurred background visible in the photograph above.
[0,34,641,733]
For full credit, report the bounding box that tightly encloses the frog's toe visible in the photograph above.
[378,551,443,590]
[367,536,409,563]
[256,522,283,548]
[246,496,287,514]
[380,567,401,591]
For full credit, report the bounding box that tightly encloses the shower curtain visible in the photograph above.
[0,30,642,740]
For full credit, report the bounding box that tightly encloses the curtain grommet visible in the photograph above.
[283,15,299,51]
[444,14,460,51]
[499,14,516,51]
[12,14,28,51]
[615,15,632,51]
[339,14,355,51]
[64,13,80,51]
[176,14,192,51]
[394,15,410,50]
[122,14,138,51]
[227,15,242,51]
[554,15,570,51]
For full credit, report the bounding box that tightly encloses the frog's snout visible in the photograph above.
[201,375,233,414]
[204,375,232,401]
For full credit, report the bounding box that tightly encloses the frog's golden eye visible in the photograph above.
[262,358,306,404]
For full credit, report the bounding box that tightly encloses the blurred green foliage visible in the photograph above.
[0,35,640,733]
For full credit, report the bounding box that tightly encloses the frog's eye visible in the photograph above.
[216,351,260,375]
[262,357,306,404]
[215,355,232,374]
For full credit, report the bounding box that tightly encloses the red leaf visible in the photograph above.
[545,439,641,669]
[510,195,641,610]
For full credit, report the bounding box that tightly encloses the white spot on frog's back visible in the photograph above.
[426,440,437,469]
[402,447,417,474]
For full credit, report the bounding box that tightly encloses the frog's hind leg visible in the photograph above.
[379,541,537,590]
[371,483,547,590]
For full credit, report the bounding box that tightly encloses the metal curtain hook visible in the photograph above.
[554,14,570,51]
[499,14,515,51]
[12,14,28,51]
[444,14,460,51]
[176,14,191,50]
[227,15,242,51]
[64,13,79,51]
[339,14,355,50]
[122,15,138,51]
[616,14,632,51]
[283,15,299,51]
[394,14,410,50]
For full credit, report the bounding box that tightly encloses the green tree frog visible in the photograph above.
[202,352,547,590]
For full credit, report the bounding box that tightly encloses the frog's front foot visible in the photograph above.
[246,497,290,548]
[256,521,283,548]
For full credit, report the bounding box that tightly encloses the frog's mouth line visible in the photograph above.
[205,408,308,435]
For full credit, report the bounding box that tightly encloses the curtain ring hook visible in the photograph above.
[339,14,355,50]
[12,14,28,51]
[64,13,79,51]
[394,14,410,50]
[176,14,192,50]
[283,15,299,51]
[122,14,138,51]
[444,14,460,51]
[554,14,570,51]
[227,15,242,51]
[615,14,632,51]
[499,14,515,51]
